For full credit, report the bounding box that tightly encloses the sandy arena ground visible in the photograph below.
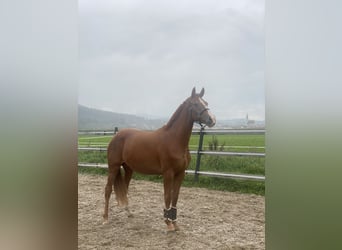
[78,173,265,250]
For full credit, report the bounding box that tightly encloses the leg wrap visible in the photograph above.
[164,207,177,221]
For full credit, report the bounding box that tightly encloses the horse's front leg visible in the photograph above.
[170,171,185,231]
[162,169,175,231]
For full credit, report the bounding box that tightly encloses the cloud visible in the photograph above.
[79,0,265,120]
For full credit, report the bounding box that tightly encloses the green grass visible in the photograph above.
[189,134,265,152]
[78,151,107,163]
[78,135,112,147]
[78,134,265,153]
[189,155,265,175]
[78,132,265,195]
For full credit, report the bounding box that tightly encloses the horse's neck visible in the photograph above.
[164,104,193,148]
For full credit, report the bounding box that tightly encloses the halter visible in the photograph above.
[198,107,210,128]
[187,101,210,128]
[199,107,210,116]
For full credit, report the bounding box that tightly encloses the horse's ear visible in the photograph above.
[199,88,205,97]
[191,87,196,97]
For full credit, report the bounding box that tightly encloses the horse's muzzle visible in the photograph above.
[207,117,216,127]
[205,114,216,127]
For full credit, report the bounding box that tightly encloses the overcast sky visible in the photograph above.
[79,0,265,121]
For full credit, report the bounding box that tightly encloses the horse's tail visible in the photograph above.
[113,167,128,207]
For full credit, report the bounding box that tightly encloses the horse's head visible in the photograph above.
[188,87,216,128]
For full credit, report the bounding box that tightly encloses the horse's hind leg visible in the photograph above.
[122,163,133,217]
[122,163,133,189]
[103,164,120,223]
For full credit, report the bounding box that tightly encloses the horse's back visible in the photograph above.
[107,128,163,174]
[107,128,142,156]
[110,128,160,149]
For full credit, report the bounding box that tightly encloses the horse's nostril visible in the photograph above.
[208,116,216,127]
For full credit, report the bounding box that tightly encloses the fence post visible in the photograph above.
[194,126,205,182]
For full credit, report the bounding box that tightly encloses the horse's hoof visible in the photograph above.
[166,222,175,232]
[102,219,109,225]
[172,222,180,231]
[125,207,133,218]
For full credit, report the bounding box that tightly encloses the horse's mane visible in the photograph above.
[164,99,190,130]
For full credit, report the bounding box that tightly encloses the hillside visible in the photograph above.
[78,105,265,130]
[78,105,166,130]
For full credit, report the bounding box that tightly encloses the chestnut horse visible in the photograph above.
[103,87,216,231]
